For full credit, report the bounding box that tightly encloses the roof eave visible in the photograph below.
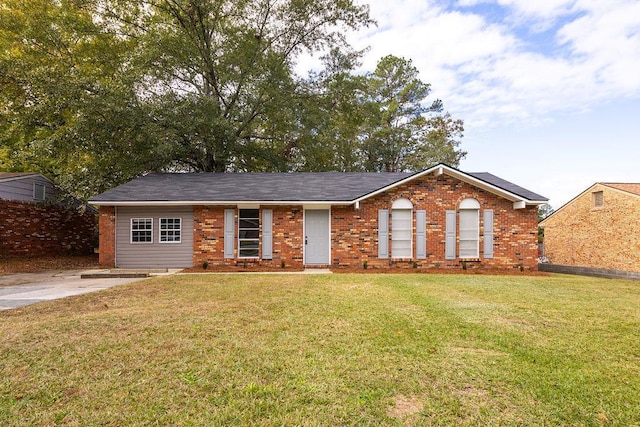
[89,200,354,207]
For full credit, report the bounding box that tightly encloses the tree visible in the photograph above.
[1,0,373,198]
[360,55,465,172]
[0,0,161,199]
[1,1,465,200]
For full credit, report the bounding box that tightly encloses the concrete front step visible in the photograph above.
[81,272,149,279]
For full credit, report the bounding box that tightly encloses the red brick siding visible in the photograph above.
[330,175,538,270]
[98,206,116,267]
[193,205,305,267]
[102,174,539,270]
[0,199,96,257]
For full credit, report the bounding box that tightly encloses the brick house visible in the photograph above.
[0,172,96,256]
[540,182,640,273]
[89,164,547,270]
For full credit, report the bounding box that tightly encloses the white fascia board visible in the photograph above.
[352,164,532,205]
[89,200,353,207]
[0,173,46,184]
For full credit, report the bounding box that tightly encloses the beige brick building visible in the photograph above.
[540,183,640,273]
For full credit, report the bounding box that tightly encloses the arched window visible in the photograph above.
[392,198,412,258]
[459,198,480,258]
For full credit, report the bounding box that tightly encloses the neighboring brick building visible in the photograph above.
[0,172,96,256]
[89,164,547,270]
[540,183,640,273]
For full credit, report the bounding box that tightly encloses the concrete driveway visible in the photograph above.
[0,270,159,311]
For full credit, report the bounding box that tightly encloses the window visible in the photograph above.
[159,218,181,243]
[131,218,152,243]
[238,209,259,257]
[459,198,480,258]
[391,199,412,258]
[593,191,604,207]
[33,183,46,201]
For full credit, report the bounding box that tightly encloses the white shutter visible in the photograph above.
[416,210,426,259]
[445,210,456,260]
[378,209,389,259]
[262,209,273,260]
[224,209,234,259]
[484,209,494,259]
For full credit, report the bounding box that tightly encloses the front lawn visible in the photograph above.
[1,273,639,425]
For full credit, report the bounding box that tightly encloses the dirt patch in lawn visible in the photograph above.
[387,394,424,423]
[0,255,99,274]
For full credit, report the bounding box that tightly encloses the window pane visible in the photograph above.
[239,248,259,257]
[239,209,259,219]
[239,219,259,229]
[239,240,259,248]
[131,219,152,243]
[160,218,181,243]
[239,229,259,239]
[392,208,412,258]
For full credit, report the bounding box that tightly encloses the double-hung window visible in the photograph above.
[459,199,480,258]
[159,218,181,243]
[238,209,259,257]
[131,218,153,243]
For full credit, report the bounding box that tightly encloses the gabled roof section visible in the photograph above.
[540,182,640,226]
[353,164,547,207]
[89,163,547,207]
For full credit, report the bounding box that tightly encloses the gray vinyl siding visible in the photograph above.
[0,176,56,202]
[116,206,193,268]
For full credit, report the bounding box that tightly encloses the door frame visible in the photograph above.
[303,207,331,265]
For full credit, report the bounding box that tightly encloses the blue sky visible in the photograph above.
[302,0,640,208]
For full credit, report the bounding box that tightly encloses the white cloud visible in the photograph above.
[339,0,640,129]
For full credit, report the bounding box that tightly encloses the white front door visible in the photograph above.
[304,209,330,265]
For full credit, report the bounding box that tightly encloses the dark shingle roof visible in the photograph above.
[468,172,547,201]
[89,166,547,204]
[90,172,415,203]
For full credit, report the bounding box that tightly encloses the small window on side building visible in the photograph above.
[33,183,46,201]
[593,191,604,208]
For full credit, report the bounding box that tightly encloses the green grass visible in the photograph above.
[1,273,639,426]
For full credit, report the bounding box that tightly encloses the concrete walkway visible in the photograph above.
[0,269,173,311]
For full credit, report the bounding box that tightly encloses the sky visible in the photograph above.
[302,0,640,209]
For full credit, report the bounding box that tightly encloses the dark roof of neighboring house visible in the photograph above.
[603,183,640,197]
[89,164,547,204]
[0,172,40,181]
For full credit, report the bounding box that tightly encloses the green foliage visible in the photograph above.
[1,0,464,200]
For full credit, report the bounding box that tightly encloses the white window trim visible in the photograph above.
[130,218,153,244]
[459,199,480,259]
[159,217,182,244]
[238,208,260,259]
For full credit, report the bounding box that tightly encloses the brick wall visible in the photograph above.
[0,199,96,257]
[98,206,116,267]
[189,174,538,270]
[332,175,539,270]
[542,185,640,272]
[193,205,305,267]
